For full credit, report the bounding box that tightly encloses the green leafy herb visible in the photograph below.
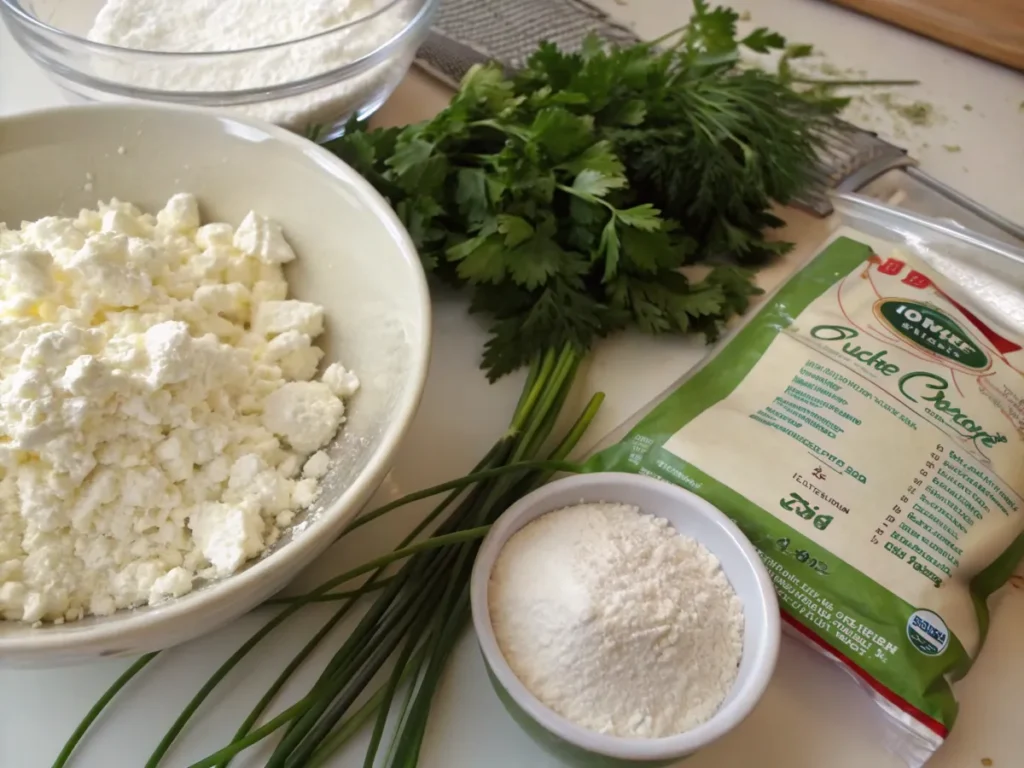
[327,2,853,379]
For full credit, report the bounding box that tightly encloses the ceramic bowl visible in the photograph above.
[0,103,431,666]
[470,472,780,766]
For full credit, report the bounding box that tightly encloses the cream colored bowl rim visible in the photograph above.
[0,102,432,653]
[470,472,781,761]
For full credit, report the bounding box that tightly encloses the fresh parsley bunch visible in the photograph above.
[328,0,845,379]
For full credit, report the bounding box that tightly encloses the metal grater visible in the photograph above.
[414,0,1024,243]
[417,0,638,85]
[798,119,912,215]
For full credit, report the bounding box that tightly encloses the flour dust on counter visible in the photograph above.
[0,194,358,624]
[588,196,1024,767]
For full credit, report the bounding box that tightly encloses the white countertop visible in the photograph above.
[2,2,1023,767]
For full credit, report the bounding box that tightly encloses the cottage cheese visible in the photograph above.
[0,194,359,624]
[86,0,412,129]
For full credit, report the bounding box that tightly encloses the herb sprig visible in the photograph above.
[329,1,851,378]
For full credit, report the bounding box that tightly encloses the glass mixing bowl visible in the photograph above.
[0,0,437,137]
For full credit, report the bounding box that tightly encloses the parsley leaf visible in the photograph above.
[741,27,787,54]
[560,141,625,177]
[387,138,435,176]
[531,108,595,161]
[616,204,661,231]
[572,168,627,198]
[496,215,534,247]
[598,218,621,280]
[455,168,490,231]
[452,235,508,284]
[507,237,587,290]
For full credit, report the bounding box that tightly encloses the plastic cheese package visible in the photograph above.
[584,194,1024,766]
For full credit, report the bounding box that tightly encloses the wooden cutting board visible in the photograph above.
[826,0,1024,71]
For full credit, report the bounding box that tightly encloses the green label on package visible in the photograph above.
[588,232,1024,757]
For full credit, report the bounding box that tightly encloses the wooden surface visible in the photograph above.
[827,0,1024,70]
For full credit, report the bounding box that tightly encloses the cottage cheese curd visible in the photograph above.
[0,194,359,624]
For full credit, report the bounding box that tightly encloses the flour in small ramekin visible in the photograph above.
[489,503,744,738]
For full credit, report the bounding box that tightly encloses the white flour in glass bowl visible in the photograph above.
[86,0,417,129]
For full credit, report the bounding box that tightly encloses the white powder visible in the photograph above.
[0,194,358,624]
[488,503,744,739]
[86,0,412,128]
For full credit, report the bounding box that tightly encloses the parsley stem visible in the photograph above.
[535,390,605,487]
[556,182,617,212]
[649,24,688,47]
[263,578,393,605]
[214,577,387,768]
[184,529,489,768]
[305,642,432,768]
[373,357,600,766]
[145,528,490,768]
[510,346,577,465]
[51,652,160,768]
[469,118,532,143]
[341,459,575,534]
[792,77,919,87]
[185,700,312,768]
[509,348,558,434]
[361,625,419,768]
